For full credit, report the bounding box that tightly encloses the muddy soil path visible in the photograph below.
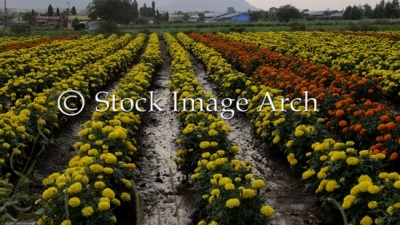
[134,40,195,225]
[190,56,333,225]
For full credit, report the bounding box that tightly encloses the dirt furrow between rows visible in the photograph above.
[135,40,195,225]
[189,56,330,225]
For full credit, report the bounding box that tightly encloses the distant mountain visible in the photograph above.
[158,0,260,13]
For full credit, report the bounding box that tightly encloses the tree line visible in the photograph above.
[343,0,400,20]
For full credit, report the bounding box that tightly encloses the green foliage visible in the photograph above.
[97,20,120,34]
[276,4,301,22]
[9,24,31,35]
[47,4,54,17]
[87,0,136,26]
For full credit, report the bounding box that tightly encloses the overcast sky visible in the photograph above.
[6,0,381,11]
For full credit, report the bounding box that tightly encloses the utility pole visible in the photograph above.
[4,0,7,29]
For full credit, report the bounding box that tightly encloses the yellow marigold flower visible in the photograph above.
[272,135,280,144]
[121,192,131,201]
[358,181,372,192]
[111,198,121,206]
[198,220,207,225]
[358,175,372,182]
[252,179,265,189]
[245,174,253,180]
[387,206,394,215]
[394,181,400,189]
[302,169,315,180]
[68,197,81,207]
[346,157,359,166]
[368,201,378,209]
[211,189,220,196]
[224,183,235,191]
[105,153,117,164]
[208,129,218,136]
[61,220,71,225]
[330,151,346,161]
[231,145,239,153]
[199,141,210,149]
[294,130,304,137]
[286,140,294,148]
[241,189,256,199]
[320,155,327,161]
[218,177,232,186]
[103,188,115,199]
[346,141,355,146]
[211,141,218,147]
[306,152,312,157]
[37,119,46,126]
[359,150,370,157]
[98,201,111,211]
[81,206,94,217]
[389,172,400,180]
[367,185,380,194]
[121,179,132,188]
[342,195,356,209]
[360,216,373,225]
[235,177,241,182]
[325,180,338,192]
[90,164,104,173]
[67,182,82,194]
[42,187,58,200]
[226,198,240,208]
[202,195,209,199]
[110,215,117,223]
[202,152,211,158]
[260,205,274,217]
[350,185,360,196]
[94,181,106,189]
[2,143,10,149]
[103,167,114,174]
[209,221,218,225]
[209,196,215,204]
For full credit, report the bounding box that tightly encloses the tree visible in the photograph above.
[140,3,147,17]
[351,5,363,20]
[276,4,301,22]
[228,7,236,13]
[87,0,137,25]
[197,13,205,22]
[373,0,386,18]
[56,8,60,17]
[166,12,169,21]
[0,9,17,23]
[48,4,54,16]
[323,9,330,20]
[156,10,160,20]
[22,12,36,24]
[343,5,353,20]
[363,4,373,18]
[248,10,268,22]
[71,6,77,15]
[151,1,155,17]
[132,0,139,20]
[183,13,189,22]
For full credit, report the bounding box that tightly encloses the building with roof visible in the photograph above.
[35,16,60,25]
[216,12,250,22]
[308,10,343,20]
[188,12,231,23]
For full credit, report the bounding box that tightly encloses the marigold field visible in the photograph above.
[1,30,400,225]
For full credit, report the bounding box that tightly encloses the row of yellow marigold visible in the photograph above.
[165,32,274,225]
[0,33,115,111]
[177,32,400,224]
[0,34,142,175]
[35,33,162,225]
